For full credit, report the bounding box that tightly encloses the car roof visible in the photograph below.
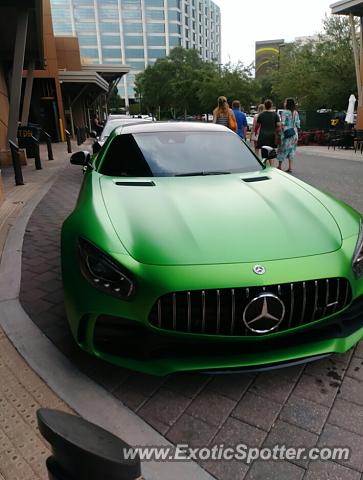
[115,121,230,135]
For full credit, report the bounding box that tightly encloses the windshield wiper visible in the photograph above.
[175,171,231,177]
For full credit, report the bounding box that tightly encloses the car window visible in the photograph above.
[99,131,261,177]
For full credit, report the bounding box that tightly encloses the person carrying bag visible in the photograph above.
[213,96,237,133]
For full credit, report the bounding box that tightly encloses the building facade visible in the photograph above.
[50,0,221,106]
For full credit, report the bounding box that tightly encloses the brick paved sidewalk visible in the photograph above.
[19,152,363,479]
[0,327,71,480]
[0,142,75,480]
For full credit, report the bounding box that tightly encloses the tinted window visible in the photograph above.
[100,131,261,177]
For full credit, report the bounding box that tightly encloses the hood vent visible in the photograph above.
[242,176,270,183]
[114,180,155,187]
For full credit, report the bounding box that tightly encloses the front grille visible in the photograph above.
[148,278,352,336]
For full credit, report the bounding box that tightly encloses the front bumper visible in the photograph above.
[62,234,363,375]
[72,295,363,376]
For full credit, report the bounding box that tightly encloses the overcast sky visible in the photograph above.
[214,0,334,66]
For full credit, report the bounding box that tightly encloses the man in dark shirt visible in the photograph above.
[232,100,248,140]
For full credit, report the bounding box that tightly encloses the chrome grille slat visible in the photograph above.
[322,279,329,318]
[230,289,236,335]
[288,283,294,328]
[332,278,340,313]
[149,278,352,336]
[216,290,221,334]
[311,280,318,322]
[299,281,306,325]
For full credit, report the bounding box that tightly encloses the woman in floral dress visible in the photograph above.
[277,98,300,173]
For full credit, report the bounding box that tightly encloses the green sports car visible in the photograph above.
[61,122,363,376]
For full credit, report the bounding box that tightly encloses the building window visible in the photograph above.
[127,61,146,69]
[102,48,122,58]
[147,35,166,46]
[122,9,142,20]
[145,9,165,21]
[125,48,145,58]
[148,48,166,58]
[144,0,164,6]
[168,10,181,21]
[168,0,180,7]
[124,35,144,46]
[169,36,181,46]
[146,22,165,33]
[168,23,181,34]
[123,22,143,33]
[101,35,121,46]
[78,34,98,46]
[99,22,119,33]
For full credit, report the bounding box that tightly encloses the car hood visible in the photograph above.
[100,171,342,265]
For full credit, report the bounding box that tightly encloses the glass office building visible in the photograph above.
[50,0,221,106]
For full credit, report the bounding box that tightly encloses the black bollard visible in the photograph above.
[65,130,72,153]
[76,128,82,146]
[9,140,24,185]
[43,131,54,160]
[37,409,142,480]
[32,136,42,170]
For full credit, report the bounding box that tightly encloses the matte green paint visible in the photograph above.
[61,127,363,375]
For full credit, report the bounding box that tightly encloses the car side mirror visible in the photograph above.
[261,145,277,164]
[89,130,98,139]
[70,150,90,166]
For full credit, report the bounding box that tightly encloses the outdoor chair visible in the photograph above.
[354,129,363,153]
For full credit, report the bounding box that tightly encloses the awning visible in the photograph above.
[58,71,109,91]
[0,0,44,69]
[331,0,363,16]
[81,64,130,84]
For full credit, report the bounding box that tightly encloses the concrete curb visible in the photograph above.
[0,159,214,480]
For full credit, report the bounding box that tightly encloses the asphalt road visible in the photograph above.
[292,150,363,214]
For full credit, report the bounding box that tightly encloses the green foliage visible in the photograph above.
[135,15,357,115]
[136,48,259,116]
[107,86,124,112]
[271,15,357,110]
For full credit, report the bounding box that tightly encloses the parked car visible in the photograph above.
[90,116,153,153]
[62,122,363,375]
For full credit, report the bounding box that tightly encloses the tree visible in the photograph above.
[271,15,357,111]
[136,48,260,117]
[107,86,124,112]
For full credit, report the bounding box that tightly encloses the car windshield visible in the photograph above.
[99,131,261,177]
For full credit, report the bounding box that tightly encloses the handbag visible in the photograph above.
[283,111,297,139]
[227,111,237,132]
[284,127,295,139]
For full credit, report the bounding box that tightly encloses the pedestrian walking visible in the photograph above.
[277,98,300,173]
[231,100,248,139]
[213,96,237,132]
[256,99,281,164]
[250,103,265,154]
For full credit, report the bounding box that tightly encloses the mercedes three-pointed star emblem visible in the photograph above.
[253,265,266,275]
[243,293,285,334]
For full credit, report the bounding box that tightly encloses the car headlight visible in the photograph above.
[353,219,363,279]
[79,237,134,298]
